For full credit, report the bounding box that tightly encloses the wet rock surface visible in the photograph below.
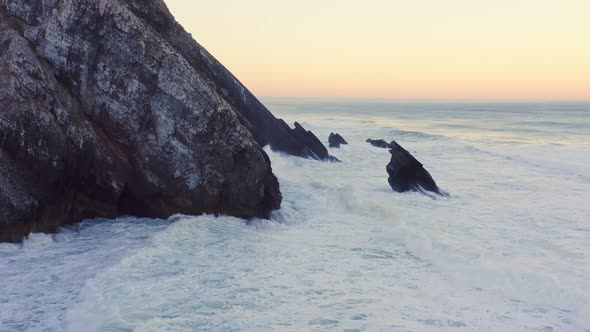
[273,120,337,161]
[328,132,348,148]
[386,140,444,196]
[0,0,299,241]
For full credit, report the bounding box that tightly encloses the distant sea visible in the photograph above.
[2,99,589,331]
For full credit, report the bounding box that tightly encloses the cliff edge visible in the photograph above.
[0,0,330,242]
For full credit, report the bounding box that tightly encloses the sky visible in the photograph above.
[164,0,590,100]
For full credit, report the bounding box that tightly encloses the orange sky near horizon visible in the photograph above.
[165,0,590,100]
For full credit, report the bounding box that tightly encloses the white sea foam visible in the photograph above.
[1,101,589,331]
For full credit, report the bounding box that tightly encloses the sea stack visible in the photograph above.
[0,0,334,242]
[386,141,445,196]
[328,133,348,148]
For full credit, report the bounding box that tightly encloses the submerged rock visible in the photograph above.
[366,139,391,149]
[328,132,348,148]
[386,141,445,196]
[0,0,339,242]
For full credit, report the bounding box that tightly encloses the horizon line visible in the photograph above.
[258,96,590,103]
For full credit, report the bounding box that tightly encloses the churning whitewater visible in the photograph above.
[1,101,589,331]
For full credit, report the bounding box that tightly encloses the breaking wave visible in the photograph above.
[1,101,589,331]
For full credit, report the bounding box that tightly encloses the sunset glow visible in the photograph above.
[165,0,590,100]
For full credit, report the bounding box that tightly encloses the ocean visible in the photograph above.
[1,100,589,331]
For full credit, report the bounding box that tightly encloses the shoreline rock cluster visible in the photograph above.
[0,0,445,243]
[0,0,337,242]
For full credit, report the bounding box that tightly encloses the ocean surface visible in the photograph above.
[1,100,589,332]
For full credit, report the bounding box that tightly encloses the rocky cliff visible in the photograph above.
[0,0,331,242]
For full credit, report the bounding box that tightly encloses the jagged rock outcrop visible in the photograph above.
[366,138,391,149]
[269,120,337,161]
[109,0,335,161]
[0,0,335,242]
[289,122,339,162]
[328,132,347,148]
[386,141,445,196]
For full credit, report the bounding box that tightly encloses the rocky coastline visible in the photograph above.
[0,0,445,243]
[0,0,336,242]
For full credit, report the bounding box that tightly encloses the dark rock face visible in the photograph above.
[273,120,337,161]
[105,0,336,162]
[0,0,296,242]
[292,122,329,160]
[386,141,444,196]
[328,133,348,148]
[366,139,391,149]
